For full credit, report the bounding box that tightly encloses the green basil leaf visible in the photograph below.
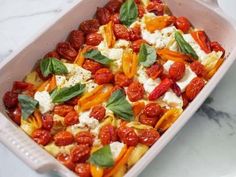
[119,0,138,26]
[84,49,112,65]
[18,94,38,120]
[138,44,157,67]
[175,31,199,59]
[89,145,114,167]
[51,83,85,103]
[107,90,134,121]
[40,57,68,77]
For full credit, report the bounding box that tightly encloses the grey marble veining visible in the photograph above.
[1,0,236,177]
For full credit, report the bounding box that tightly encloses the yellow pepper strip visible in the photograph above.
[145,16,174,33]
[104,147,134,177]
[104,21,116,48]
[78,85,113,111]
[37,79,50,92]
[157,48,190,63]
[155,108,182,132]
[74,46,93,66]
[206,58,224,80]
[48,75,57,92]
[28,110,43,129]
[91,165,104,177]
[122,49,138,79]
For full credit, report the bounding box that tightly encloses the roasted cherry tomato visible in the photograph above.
[79,19,100,34]
[169,62,186,81]
[94,68,114,85]
[96,7,111,25]
[146,63,163,79]
[186,77,205,101]
[127,81,145,102]
[54,105,74,117]
[85,32,103,46]
[131,39,146,53]
[64,111,79,126]
[211,41,225,57]
[146,1,164,15]
[68,30,85,50]
[42,113,53,130]
[139,113,158,127]
[139,129,160,146]
[7,106,21,125]
[56,42,77,61]
[44,51,60,59]
[3,91,18,108]
[117,126,138,146]
[57,153,76,171]
[114,72,132,87]
[71,145,91,163]
[113,24,130,40]
[75,131,94,146]
[99,124,117,145]
[174,17,191,33]
[129,25,141,41]
[190,61,207,77]
[32,129,52,146]
[105,0,122,13]
[54,131,74,146]
[89,105,106,121]
[143,103,162,118]
[75,163,91,177]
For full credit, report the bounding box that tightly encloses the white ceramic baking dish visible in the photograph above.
[0,0,236,176]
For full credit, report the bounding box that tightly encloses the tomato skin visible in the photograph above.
[96,7,111,25]
[56,42,77,61]
[143,103,162,118]
[182,92,189,109]
[75,131,94,146]
[113,24,130,40]
[127,81,145,102]
[190,61,207,77]
[148,78,173,101]
[82,59,102,74]
[186,77,205,101]
[94,68,114,85]
[169,62,186,81]
[56,153,76,171]
[99,124,117,145]
[175,17,191,33]
[139,113,158,127]
[68,30,85,50]
[54,131,74,146]
[89,105,106,121]
[75,163,91,177]
[64,111,79,126]
[71,145,91,163]
[171,82,181,97]
[54,105,74,117]
[3,91,18,109]
[211,41,225,57]
[117,126,139,146]
[85,32,103,46]
[139,129,160,146]
[79,19,100,34]
[146,64,163,79]
[32,129,52,146]
[42,113,53,130]
[114,72,132,87]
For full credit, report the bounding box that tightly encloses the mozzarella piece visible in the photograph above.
[163,60,174,73]
[101,48,124,61]
[34,91,54,114]
[86,80,98,92]
[114,39,130,48]
[177,67,197,92]
[142,29,162,45]
[162,90,183,108]
[55,75,66,87]
[137,66,160,93]
[110,142,125,160]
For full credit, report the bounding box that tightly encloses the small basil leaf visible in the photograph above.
[40,58,68,77]
[107,90,134,121]
[175,31,199,59]
[84,49,112,65]
[18,94,38,120]
[89,145,114,167]
[138,44,157,67]
[120,0,138,26]
[51,83,85,103]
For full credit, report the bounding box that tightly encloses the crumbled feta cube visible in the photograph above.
[101,48,124,61]
[86,80,98,92]
[55,75,66,87]
[34,91,54,114]
[177,67,197,92]
[110,142,125,160]
[79,111,99,129]
[163,60,174,73]
[162,90,183,108]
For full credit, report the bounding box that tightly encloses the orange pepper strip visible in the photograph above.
[79,85,104,105]
[145,16,175,33]
[79,85,113,111]
[32,110,43,129]
[90,165,104,177]
[47,75,57,92]
[155,109,182,132]
[74,46,93,66]
[37,80,50,92]
[206,58,224,80]
[132,102,145,117]
[104,147,134,177]
[115,145,127,163]
[122,49,137,79]
[104,21,116,48]
[157,48,190,63]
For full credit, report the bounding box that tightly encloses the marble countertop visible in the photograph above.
[1,0,236,177]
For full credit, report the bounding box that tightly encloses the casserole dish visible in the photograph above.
[0,0,236,176]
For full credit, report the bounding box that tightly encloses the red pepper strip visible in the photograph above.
[191,31,211,54]
[148,78,173,101]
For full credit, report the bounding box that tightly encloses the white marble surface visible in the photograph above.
[1,0,236,177]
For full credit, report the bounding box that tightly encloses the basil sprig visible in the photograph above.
[40,57,68,77]
[18,94,38,119]
[84,49,112,65]
[106,90,134,121]
[51,83,85,103]
[175,31,199,59]
[138,44,157,67]
[89,145,114,167]
[119,0,138,26]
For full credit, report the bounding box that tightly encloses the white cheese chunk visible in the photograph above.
[55,75,66,87]
[110,142,125,160]
[162,90,183,108]
[101,48,124,61]
[176,67,197,92]
[34,91,54,114]
[114,39,130,48]
[86,80,98,92]
[79,111,99,130]
[163,60,174,73]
